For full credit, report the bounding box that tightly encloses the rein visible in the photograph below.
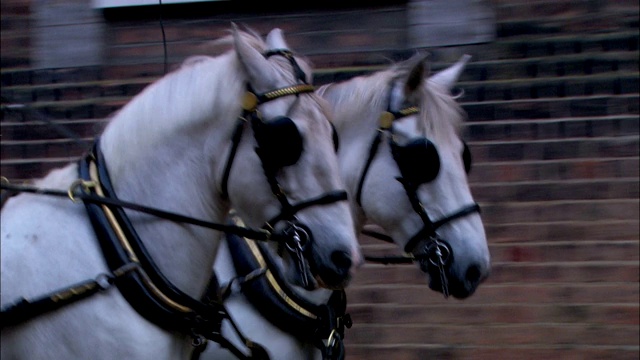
[2,147,271,359]
[1,178,284,244]
[0,49,347,360]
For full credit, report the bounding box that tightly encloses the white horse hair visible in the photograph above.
[1,27,361,359]
[203,54,491,359]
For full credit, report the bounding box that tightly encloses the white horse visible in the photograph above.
[203,50,491,359]
[0,28,361,359]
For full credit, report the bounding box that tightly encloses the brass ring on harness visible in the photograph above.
[326,329,338,348]
[67,179,97,203]
[1,176,9,185]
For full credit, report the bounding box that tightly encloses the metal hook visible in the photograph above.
[67,179,96,202]
[326,329,338,348]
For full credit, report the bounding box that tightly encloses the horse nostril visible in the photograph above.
[466,263,482,284]
[331,250,352,273]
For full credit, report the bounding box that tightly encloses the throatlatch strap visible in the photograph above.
[220,119,246,200]
[355,132,383,206]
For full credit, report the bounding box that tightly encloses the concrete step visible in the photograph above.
[460,72,639,102]
[345,322,638,347]
[470,157,639,183]
[1,78,153,104]
[361,240,640,267]
[0,157,80,181]
[495,7,640,37]
[1,137,93,161]
[469,135,639,162]
[2,129,640,165]
[3,47,637,90]
[352,260,638,287]
[345,344,638,360]
[471,30,639,62]
[472,178,638,202]
[360,216,639,242]
[2,92,637,123]
[0,119,108,141]
[465,115,639,142]
[3,112,636,143]
[479,199,639,224]
[3,67,637,106]
[346,280,640,305]
[462,94,638,121]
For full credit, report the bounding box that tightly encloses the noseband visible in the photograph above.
[355,97,480,297]
[220,50,348,288]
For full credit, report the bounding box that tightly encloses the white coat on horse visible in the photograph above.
[1,27,360,359]
[203,46,490,359]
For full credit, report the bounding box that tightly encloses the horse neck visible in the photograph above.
[319,73,392,232]
[98,53,245,297]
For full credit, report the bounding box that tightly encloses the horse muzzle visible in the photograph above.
[417,239,488,299]
[279,220,355,290]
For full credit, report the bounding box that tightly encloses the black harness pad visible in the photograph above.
[226,230,324,340]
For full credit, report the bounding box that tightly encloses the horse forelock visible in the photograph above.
[420,81,465,146]
[320,69,395,123]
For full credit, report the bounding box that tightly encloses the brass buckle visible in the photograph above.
[68,179,97,202]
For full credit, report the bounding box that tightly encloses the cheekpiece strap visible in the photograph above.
[264,49,308,84]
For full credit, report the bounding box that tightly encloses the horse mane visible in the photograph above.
[421,79,466,145]
[104,28,322,153]
[322,60,465,144]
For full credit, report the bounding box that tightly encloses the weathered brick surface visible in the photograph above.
[1,0,638,358]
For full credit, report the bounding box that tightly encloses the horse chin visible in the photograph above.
[282,256,319,290]
[424,266,477,300]
[315,273,351,290]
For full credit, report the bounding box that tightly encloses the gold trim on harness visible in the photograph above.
[243,236,317,320]
[261,84,315,101]
[232,213,316,319]
[88,161,192,313]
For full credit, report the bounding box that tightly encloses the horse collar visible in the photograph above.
[224,221,351,359]
[77,144,226,335]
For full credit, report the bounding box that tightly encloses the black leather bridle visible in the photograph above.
[354,98,480,297]
[219,50,349,289]
[0,49,349,359]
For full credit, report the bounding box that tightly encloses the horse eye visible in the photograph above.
[462,141,472,174]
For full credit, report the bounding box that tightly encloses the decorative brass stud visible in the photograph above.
[242,92,259,111]
[379,111,395,129]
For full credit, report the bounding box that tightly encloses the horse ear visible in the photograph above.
[428,54,471,91]
[390,53,429,110]
[232,25,278,90]
[405,53,429,94]
[265,28,289,50]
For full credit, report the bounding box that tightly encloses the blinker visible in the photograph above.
[391,138,440,184]
[253,116,303,168]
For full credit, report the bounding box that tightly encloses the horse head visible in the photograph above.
[225,28,361,290]
[321,55,490,298]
